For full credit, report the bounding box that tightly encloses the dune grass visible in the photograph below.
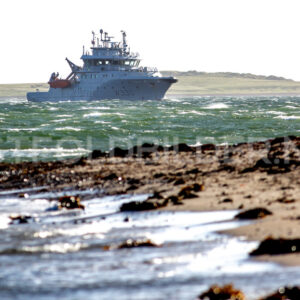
[164,73,300,95]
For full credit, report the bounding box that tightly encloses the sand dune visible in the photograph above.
[2,72,300,97]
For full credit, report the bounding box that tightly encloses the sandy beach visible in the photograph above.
[1,136,299,267]
[3,1,300,297]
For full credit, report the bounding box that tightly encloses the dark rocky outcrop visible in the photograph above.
[260,286,300,300]
[198,284,245,300]
[9,215,32,224]
[120,199,168,212]
[250,237,300,256]
[103,238,159,250]
[116,238,158,249]
[178,183,204,199]
[235,208,272,220]
[59,196,85,210]
[241,136,300,174]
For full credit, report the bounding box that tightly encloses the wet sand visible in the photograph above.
[0,136,300,265]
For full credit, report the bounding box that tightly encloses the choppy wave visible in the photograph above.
[275,115,300,120]
[0,148,89,161]
[55,127,82,131]
[0,95,299,162]
[83,112,106,117]
[203,102,229,109]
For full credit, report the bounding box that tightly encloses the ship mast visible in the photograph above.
[91,31,95,46]
[121,30,128,54]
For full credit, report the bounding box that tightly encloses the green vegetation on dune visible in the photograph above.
[162,71,300,95]
[1,71,300,97]
[161,70,291,81]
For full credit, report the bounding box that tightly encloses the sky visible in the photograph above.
[1,0,300,83]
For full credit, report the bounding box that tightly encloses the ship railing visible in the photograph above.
[133,66,158,73]
[128,52,139,58]
[88,50,139,58]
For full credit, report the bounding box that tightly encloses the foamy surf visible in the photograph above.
[275,115,300,120]
[203,102,229,109]
[0,189,300,300]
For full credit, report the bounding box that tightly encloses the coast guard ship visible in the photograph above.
[27,29,177,101]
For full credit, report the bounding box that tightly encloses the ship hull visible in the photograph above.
[27,77,177,102]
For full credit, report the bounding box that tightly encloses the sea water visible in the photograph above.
[0,95,299,162]
[1,96,300,299]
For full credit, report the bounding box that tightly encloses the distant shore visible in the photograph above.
[164,71,300,96]
[2,71,300,97]
[167,92,300,97]
[1,136,299,266]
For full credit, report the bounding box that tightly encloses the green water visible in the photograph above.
[0,96,299,162]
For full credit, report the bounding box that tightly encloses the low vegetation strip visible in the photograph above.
[2,72,300,97]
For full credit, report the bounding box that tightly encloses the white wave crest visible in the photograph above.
[83,112,105,117]
[203,103,229,109]
[55,127,81,131]
[275,115,300,120]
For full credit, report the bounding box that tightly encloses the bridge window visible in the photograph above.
[94,60,109,65]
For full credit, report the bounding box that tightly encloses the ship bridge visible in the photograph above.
[80,29,142,71]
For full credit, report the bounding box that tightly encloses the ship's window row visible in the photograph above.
[84,60,140,67]
[81,74,115,79]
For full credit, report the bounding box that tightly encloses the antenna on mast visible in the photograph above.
[91,31,95,46]
[121,30,128,53]
[100,29,103,41]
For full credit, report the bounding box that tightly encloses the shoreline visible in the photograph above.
[0,136,300,266]
[166,92,300,97]
[1,92,300,99]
